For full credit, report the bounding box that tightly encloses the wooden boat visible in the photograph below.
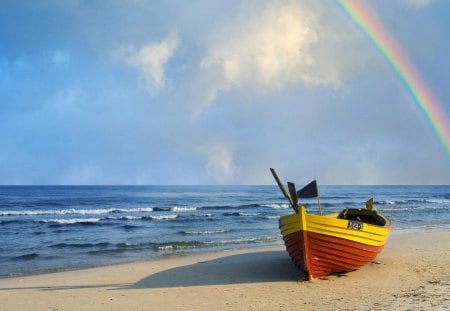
[270,168,391,280]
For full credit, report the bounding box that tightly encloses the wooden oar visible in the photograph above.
[287,182,299,212]
[270,168,296,211]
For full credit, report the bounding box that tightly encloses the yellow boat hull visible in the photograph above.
[279,206,391,280]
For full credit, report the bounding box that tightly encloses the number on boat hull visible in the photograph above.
[347,220,363,231]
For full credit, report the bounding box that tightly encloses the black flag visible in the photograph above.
[297,180,318,198]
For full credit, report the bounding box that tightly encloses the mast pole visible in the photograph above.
[316,177,323,215]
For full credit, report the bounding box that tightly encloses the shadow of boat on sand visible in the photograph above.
[132,250,302,289]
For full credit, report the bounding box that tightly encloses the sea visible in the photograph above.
[1,185,449,278]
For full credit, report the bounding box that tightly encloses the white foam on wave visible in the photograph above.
[107,216,142,220]
[125,207,155,213]
[381,205,449,212]
[377,200,397,205]
[157,245,174,251]
[424,199,450,204]
[184,229,228,235]
[172,207,197,212]
[265,215,280,220]
[207,237,257,245]
[239,212,260,216]
[263,203,290,209]
[0,207,154,217]
[377,199,449,206]
[41,218,101,224]
[0,210,74,216]
[149,214,178,220]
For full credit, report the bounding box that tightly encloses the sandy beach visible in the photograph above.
[1,230,449,311]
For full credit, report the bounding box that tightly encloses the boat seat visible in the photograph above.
[338,208,386,226]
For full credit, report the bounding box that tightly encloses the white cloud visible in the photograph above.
[199,142,236,183]
[120,32,180,94]
[193,1,362,112]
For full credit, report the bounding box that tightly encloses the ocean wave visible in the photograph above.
[0,210,69,216]
[115,242,154,249]
[172,207,197,212]
[205,236,278,246]
[86,241,157,255]
[180,229,230,235]
[192,213,212,217]
[121,215,143,220]
[121,224,141,230]
[379,205,450,212]
[87,249,126,255]
[200,204,259,210]
[10,253,39,261]
[40,218,101,224]
[143,214,178,221]
[108,214,180,221]
[378,207,412,212]
[376,200,397,205]
[265,215,280,220]
[29,201,68,207]
[201,205,237,210]
[237,204,260,208]
[157,245,174,251]
[155,236,279,251]
[263,203,290,209]
[376,199,449,205]
[50,242,111,249]
[156,241,205,251]
[38,214,179,225]
[152,207,171,212]
[0,219,23,225]
[223,212,260,217]
[0,207,155,217]
[105,216,142,221]
[122,207,155,213]
[425,199,450,204]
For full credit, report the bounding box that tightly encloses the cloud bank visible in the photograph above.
[193,1,365,112]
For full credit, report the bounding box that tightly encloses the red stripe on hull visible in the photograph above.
[284,232,307,277]
[283,231,384,280]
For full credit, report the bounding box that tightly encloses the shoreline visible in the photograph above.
[0,242,283,280]
[1,230,449,310]
[2,226,448,280]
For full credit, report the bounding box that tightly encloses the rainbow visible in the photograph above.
[339,0,450,159]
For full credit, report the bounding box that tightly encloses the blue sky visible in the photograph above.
[1,0,449,185]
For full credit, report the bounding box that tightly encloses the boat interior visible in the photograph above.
[337,208,388,226]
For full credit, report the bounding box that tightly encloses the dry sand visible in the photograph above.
[1,230,449,311]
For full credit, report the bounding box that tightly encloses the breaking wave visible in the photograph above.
[40,218,101,224]
[0,207,155,217]
[180,229,230,235]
